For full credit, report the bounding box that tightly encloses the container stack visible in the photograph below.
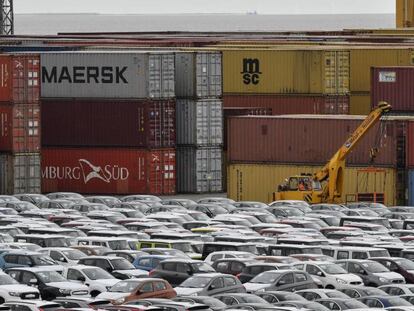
[40,51,177,195]
[222,47,351,115]
[0,54,41,194]
[174,51,224,193]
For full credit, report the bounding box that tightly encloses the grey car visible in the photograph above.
[174,273,245,296]
[336,259,405,286]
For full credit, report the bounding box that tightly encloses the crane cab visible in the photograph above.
[274,175,323,204]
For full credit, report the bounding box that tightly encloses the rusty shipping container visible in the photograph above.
[40,52,175,99]
[175,51,222,98]
[223,94,349,115]
[371,67,414,113]
[41,148,176,195]
[0,104,40,153]
[41,100,175,148]
[227,115,399,167]
[0,54,40,103]
[223,48,350,94]
[350,93,371,115]
[227,163,396,205]
[0,153,41,194]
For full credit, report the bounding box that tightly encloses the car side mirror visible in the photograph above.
[77,276,86,282]
[316,271,324,277]
[359,270,366,275]
[209,284,217,290]
[29,278,38,286]
[59,257,66,263]
[278,280,286,286]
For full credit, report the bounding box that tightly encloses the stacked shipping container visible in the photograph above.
[175,52,224,193]
[40,52,177,195]
[0,54,41,194]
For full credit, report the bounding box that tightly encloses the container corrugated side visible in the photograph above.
[408,170,414,205]
[350,93,371,115]
[41,100,175,148]
[227,116,398,167]
[0,104,40,153]
[175,52,222,98]
[0,153,41,194]
[371,67,414,113]
[350,48,414,92]
[41,148,176,195]
[406,121,414,168]
[177,146,222,193]
[0,55,40,103]
[176,99,222,146]
[222,49,350,94]
[41,52,175,99]
[223,94,349,115]
[227,163,396,205]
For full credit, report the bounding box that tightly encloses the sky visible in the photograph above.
[15,0,395,14]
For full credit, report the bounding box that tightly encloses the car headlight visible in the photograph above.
[8,292,20,297]
[58,288,71,295]
[379,277,388,283]
[336,278,347,284]
[114,297,126,304]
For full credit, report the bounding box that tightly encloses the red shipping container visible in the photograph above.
[0,55,40,103]
[41,148,176,195]
[42,100,175,148]
[371,67,414,113]
[0,104,40,153]
[407,121,414,168]
[227,115,398,167]
[223,95,349,115]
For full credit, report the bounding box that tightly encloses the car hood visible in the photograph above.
[0,284,40,293]
[174,287,203,296]
[372,271,405,280]
[114,269,148,277]
[96,291,129,300]
[47,281,89,291]
[187,253,202,260]
[92,279,119,287]
[332,273,363,282]
[243,283,270,293]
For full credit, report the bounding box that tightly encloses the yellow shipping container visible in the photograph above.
[223,49,350,95]
[350,93,371,115]
[350,48,414,92]
[396,0,414,27]
[227,164,396,205]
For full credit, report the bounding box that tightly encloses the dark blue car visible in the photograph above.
[358,296,414,308]
[134,255,173,271]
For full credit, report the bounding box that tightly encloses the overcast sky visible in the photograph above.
[16,0,395,14]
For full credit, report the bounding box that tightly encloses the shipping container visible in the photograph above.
[41,148,175,195]
[175,51,222,98]
[227,163,396,205]
[177,146,222,193]
[176,99,222,146]
[227,115,398,166]
[0,104,40,153]
[371,67,414,113]
[223,94,349,115]
[0,54,40,103]
[41,52,175,99]
[406,121,414,168]
[223,49,349,94]
[408,170,414,206]
[0,153,41,194]
[350,48,414,92]
[350,93,371,115]
[41,100,175,148]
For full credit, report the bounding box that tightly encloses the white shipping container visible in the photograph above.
[41,52,175,99]
[175,52,222,98]
[176,99,223,146]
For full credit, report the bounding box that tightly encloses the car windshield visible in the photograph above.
[111,258,135,270]
[395,259,414,270]
[83,268,114,280]
[319,264,347,274]
[191,262,215,273]
[387,297,413,306]
[46,239,70,247]
[107,240,129,250]
[0,274,18,285]
[238,245,258,254]
[32,255,56,266]
[156,249,188,258]
[325,292,349,298]
[369,250,389,257]
[37,271,67,283]
[250,271,284,284]
[109,280,141,293]
[360,288,387,296]
[62,249,85,260]
[180,276,212,288]
[173,243,192,253]
[343,300,368,309]
[362,262,389,273]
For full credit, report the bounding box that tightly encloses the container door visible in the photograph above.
[409,170,414,206]
[337,51,350,94]
[148,55,161,99]
[161,54,175,99]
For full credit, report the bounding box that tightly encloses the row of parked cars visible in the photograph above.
[2,193,414,311]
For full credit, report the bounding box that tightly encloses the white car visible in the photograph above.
[4,300,61,311]
[62,265,120,297]
[0,272,40,303]
[38,248,85,266]
[204,251,256,265]
[294,261,363,289]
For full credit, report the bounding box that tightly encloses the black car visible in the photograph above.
[212,259,258,277]
[371,257,414,284]
[149,258,215,286]
[237,263,290,283]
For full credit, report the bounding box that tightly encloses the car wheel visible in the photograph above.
[90,291,101,297]
[0,297,4,305]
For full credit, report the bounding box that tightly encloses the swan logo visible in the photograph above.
[42,159,129,183]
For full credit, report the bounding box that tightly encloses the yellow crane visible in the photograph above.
[274,102,392,204]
